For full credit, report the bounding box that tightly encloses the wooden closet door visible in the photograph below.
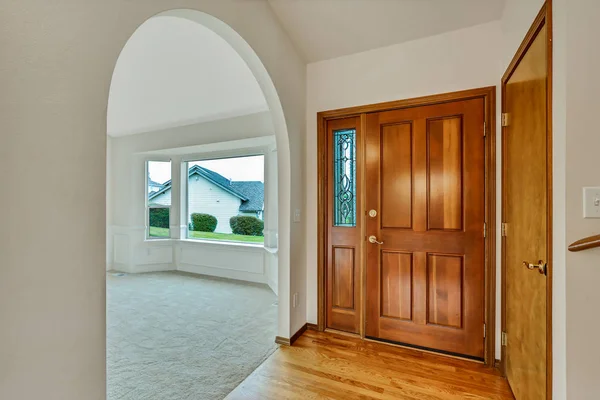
[325,117,362,333]
[365,99,486,359]
[503,21,550,400]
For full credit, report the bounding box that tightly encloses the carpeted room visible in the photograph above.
[107,271,277,399]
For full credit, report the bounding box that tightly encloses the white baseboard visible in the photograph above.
[131,263,175,273]
[177,263,267,284]
[111,263,174,274]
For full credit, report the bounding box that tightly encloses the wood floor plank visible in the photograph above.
[226,331,514,400]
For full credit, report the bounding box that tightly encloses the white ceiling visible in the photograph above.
[108,2,506,137]
[108,16,268,137]
[268,0,506,63]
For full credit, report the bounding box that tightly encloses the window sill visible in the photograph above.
[178,238,264,249]
[144,238,175,243]
[264,246,278,255]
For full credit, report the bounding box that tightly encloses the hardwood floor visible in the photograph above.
[226,330,514,400]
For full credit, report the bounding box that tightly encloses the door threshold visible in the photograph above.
[364,336,484,363]
[324,328,361,339]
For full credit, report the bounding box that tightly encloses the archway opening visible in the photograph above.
[106,10,290,399]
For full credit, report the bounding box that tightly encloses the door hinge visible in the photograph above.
[483,121,486,137]
[501,113,510,127]
[501,223,508,237]
[501,331,507,346]
[483,223,487,238]
[483,323,487,338]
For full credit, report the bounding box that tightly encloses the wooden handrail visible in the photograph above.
[568,234,600,252]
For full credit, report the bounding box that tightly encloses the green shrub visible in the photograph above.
[230,215,264,236]
[149,207,170,229]
[191,213,218,232]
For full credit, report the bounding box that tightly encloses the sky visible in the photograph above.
[148,155,264,184]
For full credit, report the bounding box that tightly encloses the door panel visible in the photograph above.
[428,117,463,231]
[503,22,549,399]
[381,123,413,229]
[381,251,413,320]
[365,98,485,359]
[332,247,355,309]
[427,254,463,328]
[326,117,362,333]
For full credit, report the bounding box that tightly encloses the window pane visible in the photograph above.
[148,207,170,238]
[333,129,356,227]
[147,161,171,238]
[186,155,264,244]
[148,161,172,206]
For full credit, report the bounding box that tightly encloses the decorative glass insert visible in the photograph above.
[333,129,356,227]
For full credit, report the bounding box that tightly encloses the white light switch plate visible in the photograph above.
[293,209,301,223]
[583,187,600,218]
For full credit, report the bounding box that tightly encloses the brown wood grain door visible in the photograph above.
[326,117,362,333]
[365,98,486,359]
[503,19,550,400]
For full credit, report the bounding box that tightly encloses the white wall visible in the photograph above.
[563,0,600,398]
[178,241,268,283]
[305,20,503,352]
[0,2,305,399]
[107,16,268,136]
[500,0,547,70]
[187,176,241,234]
[107,136,114,270]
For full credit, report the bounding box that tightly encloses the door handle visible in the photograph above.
[523,260,547,276]
[368,235,383,245]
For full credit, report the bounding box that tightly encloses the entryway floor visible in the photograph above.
[226,330,514,400]
[107,271,277,400]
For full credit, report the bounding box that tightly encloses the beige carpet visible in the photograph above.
[107,271,277,400]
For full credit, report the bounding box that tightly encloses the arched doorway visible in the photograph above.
[106,9,292,398]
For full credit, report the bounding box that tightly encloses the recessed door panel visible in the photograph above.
[381,123,412,229]
[427,254,463,329]
[428,117,463,231]
[332,247,355,310]
[381,251,413,321]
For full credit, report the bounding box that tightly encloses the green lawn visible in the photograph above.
[149,226,264,243]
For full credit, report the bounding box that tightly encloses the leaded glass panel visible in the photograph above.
[333,129,356,227]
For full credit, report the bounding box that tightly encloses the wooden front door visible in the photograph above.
[502,6,551,399]
[364,98,486,359]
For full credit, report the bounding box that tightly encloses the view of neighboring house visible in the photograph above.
[148,179,164,193]
[149,165,264,234]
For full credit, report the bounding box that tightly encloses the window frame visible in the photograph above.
[182,151,266,245]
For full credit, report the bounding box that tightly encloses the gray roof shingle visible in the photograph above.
[231,181,264,212]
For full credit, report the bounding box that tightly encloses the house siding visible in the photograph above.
[239,210,259,218]
[150,190,171,206]
[187,176,241,234]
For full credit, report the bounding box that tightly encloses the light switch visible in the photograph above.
[583,187,600,218]
[293,209,301,223]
